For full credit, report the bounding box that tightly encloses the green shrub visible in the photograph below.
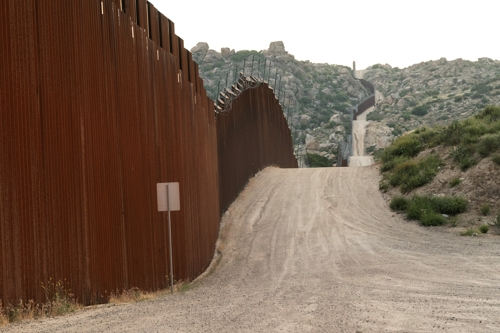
[420,211,447,226]
[449,217,459,227]
[432,196,468,215]
[405,195,468,221]
[412,105,429,116]
[380,156,410,172]
[389,155,442,193]
[449,177,461,187]
[492,154,500,165]
[390,196,409,211]
[477,134,500,157]
[450,144,478,171]
[475,105,500,122]
[305,153,332,168]
[381,134,423,160]
[479,224,490,233]
[481,204,491,216]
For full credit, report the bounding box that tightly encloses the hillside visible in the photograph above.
[379,106,500,234]
[191,41,371,164]
[193,42,500,166]
[363,58,500,152]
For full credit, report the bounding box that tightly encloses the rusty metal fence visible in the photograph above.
[216,75,298,213]
[0,0,296,306]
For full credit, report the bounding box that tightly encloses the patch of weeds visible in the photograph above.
[460,228,476,236]
[176,281,193,293]
[0,303,8,327]
[390,196,409,211]
[449,177,461,187]
[379,180,389,192]
[494,214,500,227]
[41,278,77,316]
[0,279,78,326]
[481,204,491,216]
[449,217,459,227]
[109,287,156,304]
[450,144,478,171]
[479,224,490,233]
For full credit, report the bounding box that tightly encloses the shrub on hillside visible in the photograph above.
[477,134,500,157]
[420,211,447,226]
[305,153,332,168]
[390,196,409,211]
[411,105,429,116]
[404,195,468,223]
[388,155,442,193]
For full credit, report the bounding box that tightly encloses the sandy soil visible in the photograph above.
[4,166,500,332]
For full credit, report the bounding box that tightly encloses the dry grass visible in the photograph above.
[0,279,79,327]
[1,279,194,328]
[108,287,160,304]
[108,281,193,304]
[0,302,9,327]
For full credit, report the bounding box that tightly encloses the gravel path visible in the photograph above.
[3,167,500,332]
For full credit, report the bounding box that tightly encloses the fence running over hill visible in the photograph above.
[216,75,297,213]
[337,77,376,166]
[0,0,297,306]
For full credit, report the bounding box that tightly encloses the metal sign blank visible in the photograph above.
[157,182,180,212]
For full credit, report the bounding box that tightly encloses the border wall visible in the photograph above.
[0,0,296,306]
[216,76,298,214]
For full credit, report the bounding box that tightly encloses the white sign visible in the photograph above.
[157,182,180,212]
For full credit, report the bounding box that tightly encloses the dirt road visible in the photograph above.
[4,167,500,332]
[350,106,374,167]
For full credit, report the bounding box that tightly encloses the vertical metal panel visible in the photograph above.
[216,79,298,214]
[1,0,296,307]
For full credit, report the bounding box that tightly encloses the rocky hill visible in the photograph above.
[193,42,500,166]
[191,41,371,164]
[363,58,500,153]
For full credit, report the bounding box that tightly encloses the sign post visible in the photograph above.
[157,182,180,294]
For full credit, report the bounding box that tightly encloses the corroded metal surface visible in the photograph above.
[216,76,298,214]
[1,0,296,306]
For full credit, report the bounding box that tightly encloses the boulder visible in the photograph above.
[396,99,407,107]
[329,114,341,123]
[203,50,223,63]
[305,134,319,150]
[221,47,234,58]
[265,41,287,55]
[300,114,311,125]
[380,95,394,106]
[190,42,209,54]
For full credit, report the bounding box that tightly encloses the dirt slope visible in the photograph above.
[4,167,500,332]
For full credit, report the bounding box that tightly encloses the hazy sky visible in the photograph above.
[151,0,498,70]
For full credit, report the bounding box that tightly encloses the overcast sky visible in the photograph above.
[151,0,499,70]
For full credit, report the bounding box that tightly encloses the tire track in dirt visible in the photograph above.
[4,167,500,332]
